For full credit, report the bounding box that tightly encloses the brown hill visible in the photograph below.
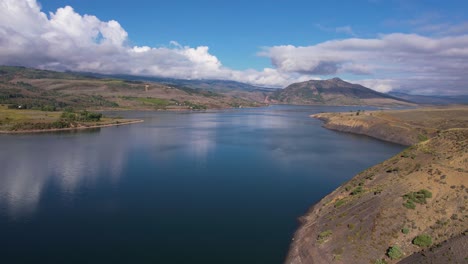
[270,78,413,106]
[0,66,264,111]
[286,107,468,264]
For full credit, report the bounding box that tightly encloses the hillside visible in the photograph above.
[313,107,468,145]
[84,72,277,103]
[286,107,468,264]
[389,92,468,105]
[270,78,412,106]
[0,66,265,111]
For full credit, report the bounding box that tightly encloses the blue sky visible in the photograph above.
[1,0,468,94]
[38,0,468,70]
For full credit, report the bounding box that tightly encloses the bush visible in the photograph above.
[374,259,388,264]
[387,246,403,260]
[418,134,428,142]
[402,228,409,234]
[41,105,56,111]
[403,189,432,209]
[61,110,102,122]
[351,186,363,195]
[334,199,346,208]
[413,234,432,247]
[317,230,332,243]
[403,200,416,209]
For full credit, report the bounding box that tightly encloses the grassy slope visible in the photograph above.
[269,78,413,107]
[312,107,468,146]
[0,66,264,111]
[0,105,140,132]
[286,107,468,264]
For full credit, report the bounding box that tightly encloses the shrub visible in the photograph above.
[351,186,363,195]
[403,200,416,209]
[420,189,432,198]
[374,259,388,264]
[61,110,102,122]
[403,189,432,209]
[317,230,332,243]
[413,234,432,247]
[387,246,403,260]
[402,228,409,234]
[334,199,346,208]
[418,134,428,142]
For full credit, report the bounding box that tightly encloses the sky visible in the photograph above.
[1,0,468,95]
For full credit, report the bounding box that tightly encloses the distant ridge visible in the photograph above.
[77,72,278,93]
[388,91,468,105]
[269,78,413,106]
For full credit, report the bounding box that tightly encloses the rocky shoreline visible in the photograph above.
[285,107,468,264]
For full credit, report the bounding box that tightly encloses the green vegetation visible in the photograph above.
[133,97,171,108]
[184,101,207,110]
[402,227,410,234]
[334,199,346,208]
[403,199,416,209]
[412,234,432,247]
[61,109,102,122]
[387,246,403,260]
[418,133,429,142]
[374,259,388,264]
[10,120,71,130]
[351,186,363,195]
[317,230,333,243]
[402,189,432,209]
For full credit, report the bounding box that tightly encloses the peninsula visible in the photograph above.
[286,106,468,263]
[0,105,142,134]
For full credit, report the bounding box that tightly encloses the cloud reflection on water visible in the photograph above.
[0,131,129,219]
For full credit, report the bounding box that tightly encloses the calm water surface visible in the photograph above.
[0,105,404,264]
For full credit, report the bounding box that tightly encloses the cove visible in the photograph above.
[0,105,404,264]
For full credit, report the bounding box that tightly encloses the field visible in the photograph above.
[0,105,141,133]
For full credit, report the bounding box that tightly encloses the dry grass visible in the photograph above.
[286,108,468,264]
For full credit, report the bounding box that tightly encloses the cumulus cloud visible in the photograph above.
[261,33,468,94]
[0,0,310,87]
[0,0,467,94]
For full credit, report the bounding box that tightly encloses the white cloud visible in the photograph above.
[261,33,468,94]
[0,0,467,94]
[352,79,399,93]
[0,0,306,87]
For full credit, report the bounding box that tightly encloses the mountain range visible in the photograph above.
[3,66,468,110]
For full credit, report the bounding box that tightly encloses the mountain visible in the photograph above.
[269,78,413,106]
[389,91,468,105]
[81,72,276,92]
[0,66,265,110]
[74,72,278,103]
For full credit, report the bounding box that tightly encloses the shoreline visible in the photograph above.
[0,119,143,134]
[285,107,468,263]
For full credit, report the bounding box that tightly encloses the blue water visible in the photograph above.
[0,105,404,263]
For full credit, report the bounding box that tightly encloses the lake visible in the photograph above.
[0,105,405,264]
